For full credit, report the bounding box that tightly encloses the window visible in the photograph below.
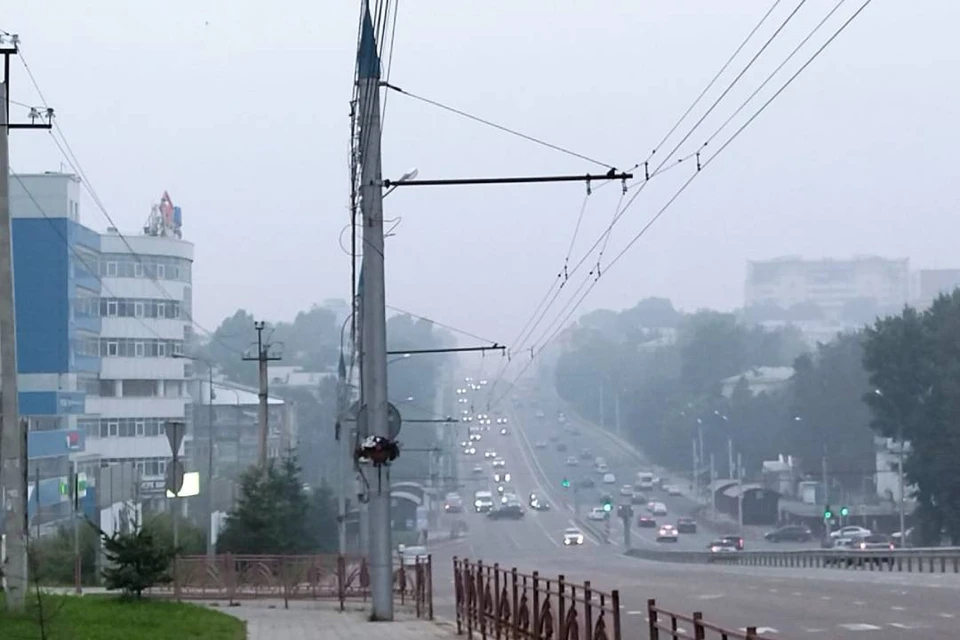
[134,301,143,317]
[135,341,145,357]
[134,263,143,277]
[106,300,118,317]
[157,303,166,319]
[106,341,118,357]
[106,262,118,277]
[135,421,145,437]
[107,421,119,437]
[157,342,166,357]
[98,379,116,397]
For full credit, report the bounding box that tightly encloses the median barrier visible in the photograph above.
[625,546,960,573]
[453,556,621,640]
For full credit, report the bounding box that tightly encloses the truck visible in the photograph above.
[635,471,655,491]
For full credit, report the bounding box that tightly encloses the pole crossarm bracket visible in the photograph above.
[381,172,633,188]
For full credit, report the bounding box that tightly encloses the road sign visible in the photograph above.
[166,421,186,455]
[165,460,186,495]
[349,401,402,439]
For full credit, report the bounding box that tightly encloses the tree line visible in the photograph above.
[553,293,960,544]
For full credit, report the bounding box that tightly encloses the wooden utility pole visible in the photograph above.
[242,321,281,468]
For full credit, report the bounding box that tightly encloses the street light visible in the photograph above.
[383,167,418,198]
[874,389,907,546]
[387,353,410,366]
[172,352,216,559]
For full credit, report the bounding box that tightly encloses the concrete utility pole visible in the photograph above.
[357,5,393,620]
[243,321,281,469]
[1,36,55,611]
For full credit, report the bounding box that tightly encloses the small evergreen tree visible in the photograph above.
[101,525,174,599]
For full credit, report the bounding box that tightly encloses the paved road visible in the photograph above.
[435,380,960,638]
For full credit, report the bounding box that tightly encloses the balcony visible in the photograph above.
[86,395,187,419]
[100,357,185,380]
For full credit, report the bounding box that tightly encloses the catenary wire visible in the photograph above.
[489,0,874,409]
[385,305,500,346]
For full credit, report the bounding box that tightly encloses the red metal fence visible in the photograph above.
[454,556,621,640]
[149,553,431,617]
[647,600,777,640]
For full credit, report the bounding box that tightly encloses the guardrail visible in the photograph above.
[647,599,776,640]
[454,556,621,640]
[626,547,960,573]
[149,553,432,617]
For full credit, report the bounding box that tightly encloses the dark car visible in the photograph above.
[764,524,812,543]
[720,535,744,550]
[637,515,657,528]
[577,477,596,489]
[631,492,648,505]
[488,504,524,520]
[600,493,614,506]
[579,449,593,460]
[676,517,697,534]
[556,442,568,452]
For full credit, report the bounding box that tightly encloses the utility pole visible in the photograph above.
[598,380,605,430]
[1,36,55,611]
[737,453,744,532]
[613,390,621,437]
[727,438,735,480]
[243,321,281,469]
[691,438,698,503]
[357,5,393,621]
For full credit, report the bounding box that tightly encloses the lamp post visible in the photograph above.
[173,353,216,559]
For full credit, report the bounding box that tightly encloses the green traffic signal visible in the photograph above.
[602,502,612,512]
[561,478,570,488]
[839,506,849,517]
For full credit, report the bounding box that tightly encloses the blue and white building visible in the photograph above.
[9,172,194,517]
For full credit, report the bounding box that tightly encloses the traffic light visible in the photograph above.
[602,499,613,513]
[561,477,570,488]
[824,504,832,519]
[839,506,849,517]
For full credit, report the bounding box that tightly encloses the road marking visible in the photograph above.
[838,623,882,631]
[820,595,831,601]
[768,588,779,593]
[804,629,826,634]
[890,605,905,611]
[626,610,644,615]
[741,627,778,635]
[889,623,924,629]
[853,600,865,606]
[939,613,955,618]
[696,594,723,600]
[792,591,803,596]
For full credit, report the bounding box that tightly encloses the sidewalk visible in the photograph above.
[214,600,458,639]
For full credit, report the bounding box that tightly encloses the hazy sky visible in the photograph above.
[7,1,960,360]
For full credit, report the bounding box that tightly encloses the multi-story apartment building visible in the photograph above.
[11,172,194,513]
[745,255,911,320]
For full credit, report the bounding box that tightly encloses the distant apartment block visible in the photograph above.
[914,269,960,308]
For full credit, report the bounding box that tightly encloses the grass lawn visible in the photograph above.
[0,593,246,639]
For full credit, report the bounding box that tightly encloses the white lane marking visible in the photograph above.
[889,622,925,629]
[838,623,882,630]
[626,610,644,615]
[768,588,779,593]
[804,629,826,633]
[890,605,905,611]
[792,592,803,596]
[939,613,955,618]
[820,595,831,601]
[696,594,723,600]
[741,627,778,634]
[853,600,865,605]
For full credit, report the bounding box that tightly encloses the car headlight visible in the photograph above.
[576,535,583,544]
[474,500,482,507]
[563,539,570,545]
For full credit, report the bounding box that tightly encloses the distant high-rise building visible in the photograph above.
[915,269,960,308]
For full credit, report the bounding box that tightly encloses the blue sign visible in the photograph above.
[28,429,85,459]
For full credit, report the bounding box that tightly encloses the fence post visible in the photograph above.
[338,555,346,611]
[746,626,758,639]
[612,589,621,640]
[558,574,566,640]
[532,571,541,639]
[428,554,434,620]
[647,599,658,640]
[693,611,704,640]
[415,557,422,619]
[511,568,519,638]
[493,563,501,640]
[583,581,593,640]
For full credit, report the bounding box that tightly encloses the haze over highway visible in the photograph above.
[428,375,960,639]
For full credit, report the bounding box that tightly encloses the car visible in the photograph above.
[558,413,566,423]
[496,417,508,425]
[720,535,744,551]
[535,410,545,419]
[462,446,477,455]
[600,493,614,506]
[562,527,585,546]
[656,525,679,542]
[650,502,668,516]
[595,463,609,474]
[469,433,482,442]
[602,473,616,485]
[492,458,506,468]
[529,496,550,511]
[484,450,497,459]
[474,491,495,513]
[707,539,739,553]
[764,524,812,543]
[556,442,568,452]
[460,440,469,447]
[444,494,463,513]
[619,484,634,497]
[499,428,508,435]
[548,434,560,442]
[855,534,895,551]
[493,472,511,483]
[397,544,429,566]
[534,440,548,449]
[577,477,596,489]
[579,449,593,460]
[666,485,683,497]
[830,525,871,540]
[565,456,579,466]
[630,492,647,505]
[587,507,609,521]
[488,503,524,520]
[637,515,657,528]
[676,517,697,534]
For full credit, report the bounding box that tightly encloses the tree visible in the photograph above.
[100,525,174,599]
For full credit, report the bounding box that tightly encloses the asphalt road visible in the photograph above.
[430,380,960,638]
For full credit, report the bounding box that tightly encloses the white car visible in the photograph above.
[665,485,683,496]
[830,526,871,540]
[492,458,506,468]
[619,484,634,497]
[484,450,497,459]
[651,502,668,516]
[587,507,608,521]
[595,463,609,474]
[462,446,477,455]
[493,472,511,483]
[496,417,507,425]
[602,473,616,485]
[656,525,679,543]
[397,544,429,566]
[563,527,585,546]
[565,456,579,466]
